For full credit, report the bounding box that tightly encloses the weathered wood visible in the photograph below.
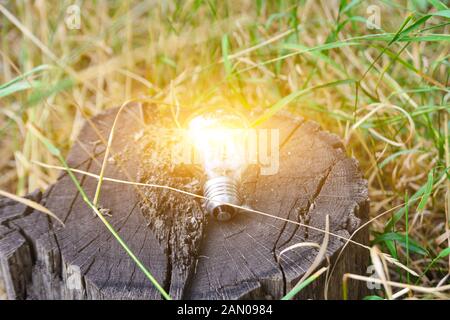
[0,104,369,300]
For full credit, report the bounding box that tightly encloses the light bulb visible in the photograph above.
[188,109,249,221]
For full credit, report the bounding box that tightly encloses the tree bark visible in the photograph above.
[0,104,369,300]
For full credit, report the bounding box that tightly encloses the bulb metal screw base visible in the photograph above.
[203,176,241,221]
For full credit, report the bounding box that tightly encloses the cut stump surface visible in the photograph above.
[0,105,369,300]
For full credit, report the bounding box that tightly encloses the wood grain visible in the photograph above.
[0,104,369,300]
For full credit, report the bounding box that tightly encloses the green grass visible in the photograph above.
[0,0,449,299]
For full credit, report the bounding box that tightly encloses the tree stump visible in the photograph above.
[0,104,369,300]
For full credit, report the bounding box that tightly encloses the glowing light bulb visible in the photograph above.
[188,109,249,221]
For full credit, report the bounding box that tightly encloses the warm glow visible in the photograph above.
[188,111,248,179]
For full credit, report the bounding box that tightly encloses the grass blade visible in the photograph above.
[373,232,429,256]
[0,64,50,90]
[428,0,448,10]
[417,169,434,214]
[282,267,328,300]
[0,80,42,98]
[0,189,64,226]
[222,34,232,77]
[251,79,355,126]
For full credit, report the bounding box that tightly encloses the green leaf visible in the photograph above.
[416,169,434,213]
[378,149,419,169]
[395,15,431,43]
[282,42,360,73]
[0,80,42,98]
[340,0,362,16]
[0,64,50,90]
[159,55,177,68]
[391,11,449,44]
[431,9,450,18]
[352,33,450,43]
[385,168,436,232]
[436,247,450,259]
[27,124,61,157]
[282,40,360,52]
[385,239,399,260]
[374,232,429,256]
[26,77,74,106]
[251,79,355,127]
[221,34,232,77]
[385,183,427,231]
[389,15,414,45]
[428,0,449,11]
[363,295,384,300]
[405,192,410,284]
[282,267,327,300]
[416,247,450,284]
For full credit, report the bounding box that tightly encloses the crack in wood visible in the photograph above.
[0,107,369,300]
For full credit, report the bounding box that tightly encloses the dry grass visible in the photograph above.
[0,0,449,299]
